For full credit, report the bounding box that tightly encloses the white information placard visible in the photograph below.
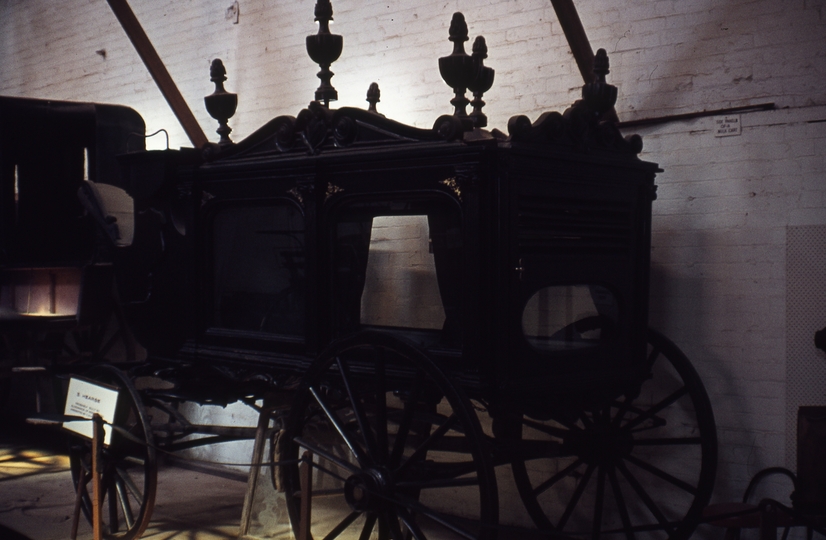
[63,377,120,446]
[714,115,742,137]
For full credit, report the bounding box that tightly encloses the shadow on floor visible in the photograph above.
[0,524,32,540]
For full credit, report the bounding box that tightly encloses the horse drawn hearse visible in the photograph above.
[5,2,718,539]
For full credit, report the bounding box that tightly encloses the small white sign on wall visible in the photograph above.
[63,377,120,446]
[714,115,742,137]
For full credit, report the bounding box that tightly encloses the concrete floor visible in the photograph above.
[0,414,255,540]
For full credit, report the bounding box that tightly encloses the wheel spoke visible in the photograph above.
[396,475,480,490]
[622,386,688,431]
[611,397,632,428]
[337,357,380,461]
[294,436,360,475]
[375,351,389,462]
[322,511,361,540]
[557,462,595,530]
[534,458,584,497]
[359,513,378,540]
[107,473,120,533]
[310,385,368,465]
[624,454,697,494]
[394,497,478,540]
[395,414,458,478]
[390,371,424,469]
[522,417,578,437]
[382,511,406,540]
[115,466,144,501]
[616,458,674,534]
[397,507,427,540]
[608,467,635,540]
[114,474,136,530]
[592,467,606,540]
[633,436,703,446]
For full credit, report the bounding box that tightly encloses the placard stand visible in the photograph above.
[69,413,104,540]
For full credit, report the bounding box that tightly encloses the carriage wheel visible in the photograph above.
[68,365,157,540]
[508,328,717,540]
[282,331,499,540]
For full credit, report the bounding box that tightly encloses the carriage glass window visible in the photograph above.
[522,285,618,352]
[212,202,305,336]
[332,199,461,344]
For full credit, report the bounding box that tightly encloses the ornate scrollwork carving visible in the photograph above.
[507,49,642,156]
[325,182,344,201]
[287,187,304,206]
[440,177,462,201]
[273,116,297,152]
[433,114,465,141]
[333,115,358,147]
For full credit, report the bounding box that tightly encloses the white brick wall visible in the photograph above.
[640,106,826,502]
[3,0,826,528]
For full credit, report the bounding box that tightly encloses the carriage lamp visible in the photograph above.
[0,268,81,317]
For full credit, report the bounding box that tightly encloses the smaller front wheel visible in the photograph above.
[282,331,499,540]
[68,365,157,540]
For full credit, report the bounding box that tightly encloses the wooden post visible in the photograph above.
[299,450,313,540]
[239,407,273,536]
[549,0,595,83]
[69,466,85,540]
[105,0,209,149]
[92,414,104,540]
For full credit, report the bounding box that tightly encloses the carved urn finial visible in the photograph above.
[582,48,617,118]
[468,36,494,128]
[306,0,343,108]
[438,13,478,128]
[366,82,381,113]
[204,59,238,146]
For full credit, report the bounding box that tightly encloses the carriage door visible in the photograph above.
[211,199,306,341]
[510,173,647,384]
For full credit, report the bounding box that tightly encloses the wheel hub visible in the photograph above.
[344,469,389,512]
[566,424,633,465]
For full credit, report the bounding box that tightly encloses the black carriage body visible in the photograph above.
[0,96,144,331]
[129,108,658,414]
[0,96,144,264]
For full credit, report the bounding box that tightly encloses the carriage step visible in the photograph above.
[11,366,48,373]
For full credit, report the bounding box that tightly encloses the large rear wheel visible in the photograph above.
[508,329,717,540]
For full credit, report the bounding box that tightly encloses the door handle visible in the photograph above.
[515,258,524,281]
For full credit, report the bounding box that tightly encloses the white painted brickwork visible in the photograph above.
[2,0,826,526]
[640,106,826,504]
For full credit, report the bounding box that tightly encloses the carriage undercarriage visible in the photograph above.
[63,323,715,540]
